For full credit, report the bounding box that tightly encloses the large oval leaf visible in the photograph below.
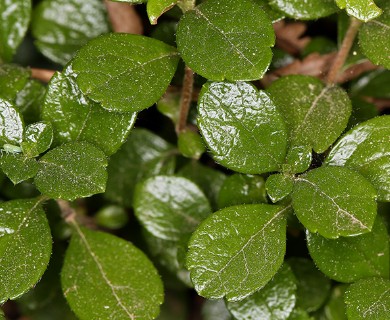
[335,0,382,21]
[61,225,163,320]
[72,33,180,112]
[292,166,377,238]
[186,204,289,301]
[326,115,390,202]
[176,0,275,81]
[0,198,51,303]
[0,98,24,145]
[268,0,338,20]
[198,81,288,174]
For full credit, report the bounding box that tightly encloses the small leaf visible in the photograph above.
[95,205,128,230]
[0,154,39,184]
[35,142,108,200]
[287,308,314,320]
[31,0,110,65]
[42,69,136,156]
[0,198,52,303]
[61,225,163,320]
[0,98,24,145]
[288,258,331,313]
[217,174,267,209]
[0,0,31,62]
[0,64,31,101]
[202,300,232,320]
[307,215,389,282]
[226,264,297,320]
[266,173,294,203]
[72,33,180,112]
[21,122,53,158]
[325,115,390,202]
[335,0,382,22]
[292,166,377,238]
[177,129,206,160]
[282,145,312,174]
[105,129,176,208]
[134,176,211,241]
[359,1,390,69]
[198,81,288,174]
[345,277,390,319]
[268,0,338,20]
[176,0,275,81]
[186,204,289,301]
[147,0,179,24]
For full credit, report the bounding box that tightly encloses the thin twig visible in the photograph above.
[56,199,77,223]
[176,66,194,134]
[31,68,55,83]
[104,0,143,34]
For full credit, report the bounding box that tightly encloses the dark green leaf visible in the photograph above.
[35,142,108,200]
[307,215,389,282]
[288,258,331,313]
[268,0,338,20]
[0,198,51,303]
[292,166,377,238]
[72,33,180,112]
[178,129,205,159]
[282,145,312,175]
[335,0,382,21]
[42,69,136,156]
[151,21,178,47]
[105,129,176,207]
[325,115,390,202]
[0,98,24,145]
[227,264,297,320]
[32,0,110,65]
[198,81,288,174]
[316,285,348,320]
[0,154,39,184]
[0,64,30,101]
[186,204,289,301]
[176,0,275,81]
[21,122,53,158]
[302,37,337,57]
[61,225,163,320]
[147,0,178,24]
[350,70,390,99]
[345,278,390,319]
[287,308,314,320]
[266,174,294,203]
[359,1,390,69]
[0,0,31,62]
[134,176,211,241]
[202,300,232,320]
[253,0,285,22]
[347,98,378,129]
[156,89,181,123]
[217,174,267,209]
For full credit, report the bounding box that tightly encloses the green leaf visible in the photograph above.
[0,64,31,101]
[266,174,294,203]
[359,1,390,69]
[72,33,180,112]
[177,129,205,160]
[35,142,108,200]
[0,0,31,62]
[268,0,338,20]
[0,154,39,184]
[0,198,52,303]
[325,115,390,202]
[21,122,53,158]
[335,0,382,21]
[288,258,331,313]
[61,225,163,320]
[42,69,136,156]
[95,205,128,230]
[105,129,176,208]
[198,81,288,174]
[347,98,379,129]
[287,308,314,320]
[316,285,348,320]
[31,0,110,65]
[147,0,179,24]
[253,0,285,22]
[176,0,275,81]
[0,98,24,146]
[186,204,289,301]
[217,174,267,209]
[226,264,297,320]
[134,176,211,241]
[345,277,390,319]
[307,215,389,282]
[267,75,352,154]
[282,145,312,175]
[202,300,232,320]
[350,70,390,99]
[292,166,377,238]
[156,89,181,123]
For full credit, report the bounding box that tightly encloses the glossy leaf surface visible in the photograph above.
[307,216,389,282]
[42,69,136,156]
[227,264,297,320]
[0,198,51,303]
[22,122,53,158]
[187,204,289,301]
[147,0,178,24]
[32,0,109,65]
[292,166,377,238]
[72,33,180,112]
[134,176,211,241]
[0,64,30,101]
[0,154,39,184]
[105,129,176,208]
[61,225,163,320]
[176,0,275,81]
[269,0,338,20]
[345,278,390,319]
[325,115,390,202]
[335,0,382,21]
[266,173,294,203]
[198,82,287,174]
[253,0,285,22]
[0,98,24,145]
[177,129,205,160]
[35,142,108,200]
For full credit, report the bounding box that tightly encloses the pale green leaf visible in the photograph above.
[287,308,314,320]
[177,129,206,160]
[147,0,178,24]
[0,154,38,184]
[0,98,24,146]
[198,81,288,174]
[21,122,53,158]
[0,64,30,101]
[335,0,382,22]
[266,173,294,203]
[269,0,338,20]
[186,204,289,301]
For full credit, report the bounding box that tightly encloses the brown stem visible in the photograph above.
[176,66,194,134]
[31,68,55,83]
[326,17,362,84]
[56,199,77,223]
[104,0,143,34]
